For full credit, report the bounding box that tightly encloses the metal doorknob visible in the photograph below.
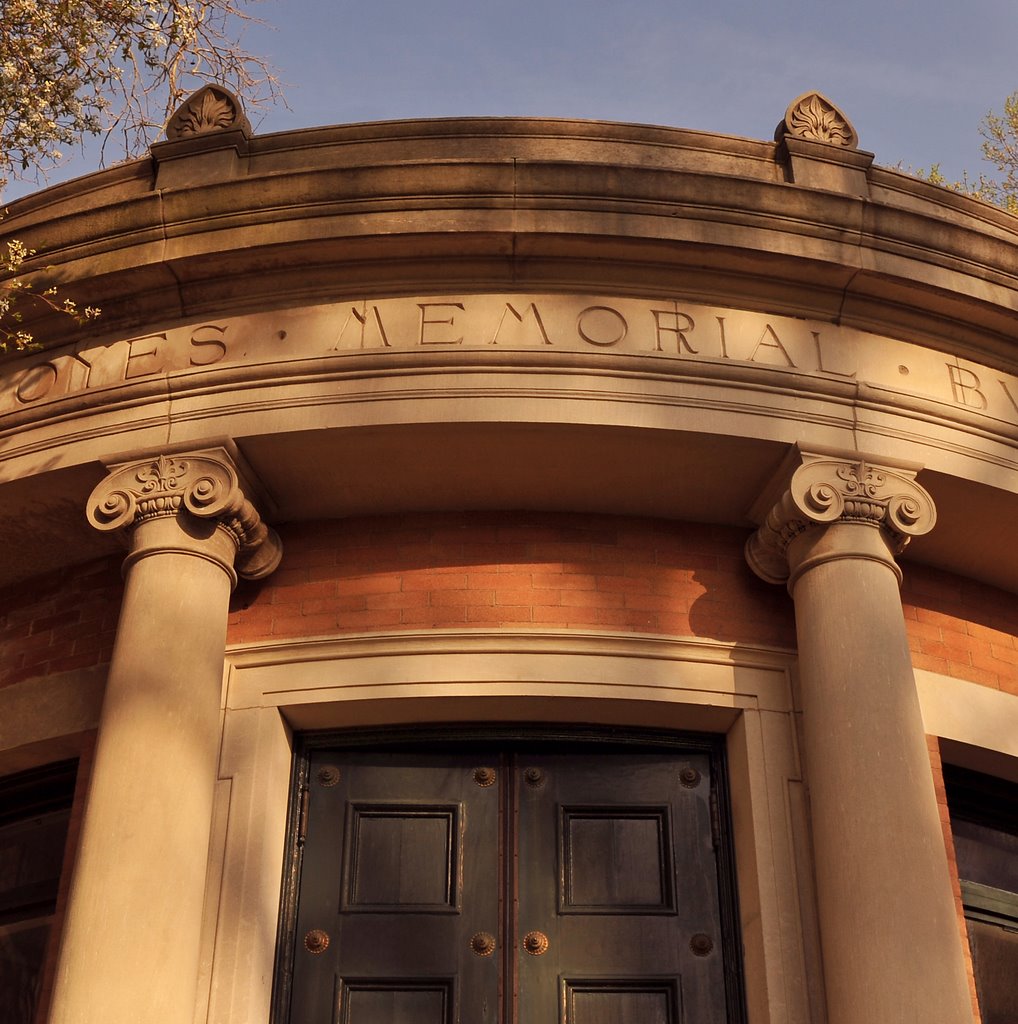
[470,932,496,956]
[303,929,330,954]
[523,930,549,956]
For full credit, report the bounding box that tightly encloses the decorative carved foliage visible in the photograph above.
[165,85,251,141]
[777,92,858,149]
[745,452,936,584]
[86,449,281,580]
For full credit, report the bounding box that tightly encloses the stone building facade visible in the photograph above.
[1,89,1016,1023]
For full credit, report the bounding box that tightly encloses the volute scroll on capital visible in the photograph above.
[745,455,936,585]
[86,450,282,580]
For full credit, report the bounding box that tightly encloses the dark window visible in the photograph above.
[944,764,1018,1024]
[0,761,77,1024]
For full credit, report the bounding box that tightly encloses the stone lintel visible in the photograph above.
[745,447,936,586]
[86,446,282,583]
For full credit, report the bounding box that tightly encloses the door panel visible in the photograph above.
[563,979,681,1024]
[285,743,733,1024]
[345,804,460,908]
[336,979,455,1024]
[290,753,499,1024]
[561,808,673,910]
[516,752,726,1024]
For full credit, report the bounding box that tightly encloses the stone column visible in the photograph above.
[746,450,974,1024]
[49,449,281,1024]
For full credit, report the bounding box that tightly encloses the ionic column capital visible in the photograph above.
[745,450,936,586]
[86,447,282,582]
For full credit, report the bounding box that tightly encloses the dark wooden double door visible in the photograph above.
[286,742,736,1024]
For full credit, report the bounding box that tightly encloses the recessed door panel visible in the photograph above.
[337,978,455,1024]
[284,742,735,1024]
[562,807,674,911]
[563,978,681,1024]
[345,804,460,909]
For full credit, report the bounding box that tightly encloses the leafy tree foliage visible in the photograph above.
[916,94,1018,216]
[972,94,1018,214]
[1,0,279,181]
[1,0,280,351]
[1,237,100,351]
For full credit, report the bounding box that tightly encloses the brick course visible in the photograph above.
[2,521,1017,702]
[903,566,1018,695]
[227,513,797,648]
[0,558,122,689]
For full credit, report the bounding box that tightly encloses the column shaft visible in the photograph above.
[747,452,975,1024]
[51,449,281,1024]
[49,525,234,1024]
[789,523,973,1024]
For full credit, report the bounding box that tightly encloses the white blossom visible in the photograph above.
[0,0,279,351]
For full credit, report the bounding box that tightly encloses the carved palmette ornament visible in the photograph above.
[776,92,858,149]
[746,455,936,584]
[87,451,281,579]
[165,85,251,141]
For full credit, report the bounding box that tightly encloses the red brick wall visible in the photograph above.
[903,565,1018,695]
[228,513,796,648]
[0,559,122,690]
[4,522,1016,700]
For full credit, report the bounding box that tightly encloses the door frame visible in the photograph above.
[270,725,747,1024]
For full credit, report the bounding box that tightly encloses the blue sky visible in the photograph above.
[7,0,1017,200]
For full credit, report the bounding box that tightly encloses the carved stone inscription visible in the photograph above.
[3,293,1017,432]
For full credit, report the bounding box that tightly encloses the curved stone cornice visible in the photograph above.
[5,114,1018,358]
[746,453,936,585]
[86,448,282,580]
